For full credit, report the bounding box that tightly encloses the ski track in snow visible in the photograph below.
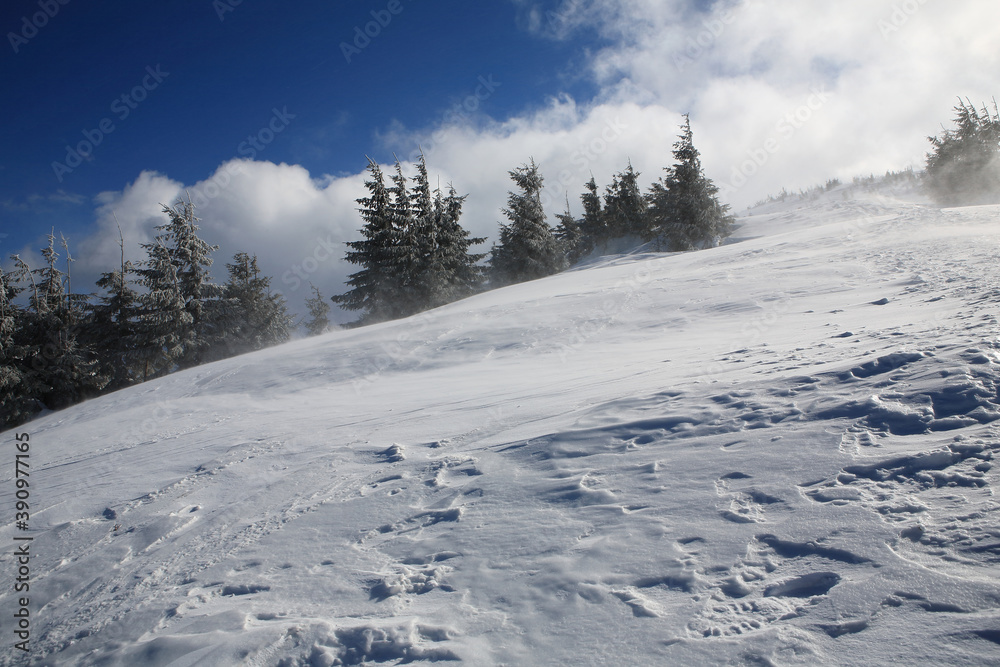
[2,197,1000,665]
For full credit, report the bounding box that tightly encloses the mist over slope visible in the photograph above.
[3,193,1000,666]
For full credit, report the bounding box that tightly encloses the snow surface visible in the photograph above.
[3,195,1000,665]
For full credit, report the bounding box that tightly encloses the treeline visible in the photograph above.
[1,115,733,429]
[336,115,734,324]
[333,155,487,324]
[753,169,920,207]
[5,99,992,429]
[0,201,324,429]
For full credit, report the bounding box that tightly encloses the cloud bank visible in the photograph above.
[62,0,1000,323]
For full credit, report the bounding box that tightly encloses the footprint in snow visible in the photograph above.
[714,472,785,524]
[804,435,998,576]
[687,533,863,639]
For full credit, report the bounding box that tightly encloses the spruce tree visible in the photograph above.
[926,98,1000,206]
[578,176,605,254]
[304,284,331,336]
[335,156,484,323]
[334,159,404,325]
[133,240,191,380]
[404,153,485,308]
[34,231,66,314]
[603,162,648,242]
[404,154,438,312]
[0,266,18,375]
[154,197,222,367]
[489,159,566,286]
[0,263,39,429]
[554,196,586,265]
[388,158,424,316]
[646,115,734,251]
[17,234,104,411]
[0,266,20,424]
[88,225,141,391]
[425,183,485,306]
[213,252,292,358]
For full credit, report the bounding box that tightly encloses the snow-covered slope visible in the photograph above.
[4,196,1000,666]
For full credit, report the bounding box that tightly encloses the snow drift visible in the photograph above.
[3,194,1000,666]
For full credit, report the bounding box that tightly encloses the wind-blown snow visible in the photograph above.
[3,195,1000,665]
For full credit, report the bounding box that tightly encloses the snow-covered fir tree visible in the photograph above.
[303,284,331,336]
[388,159,425,317]
[554,196,586,265]
[0,263,38,429]
[336,156,484,324]
[405,154,485,309]
[87,227,142,391]
[578,176,605,253]
[926,98,1000,206]
[646,115,734,251]
[154,197,222,367]
[16,234,104,411]
[133,240,192,380]
[405,155,485,309]
[489,159,566,286]
[404,155,441,313]
[0,266,19,398]
[212,252,292,358]
[424,182,485,307]
[33,232,66,314]
[602,162,648,242]
[334,159,407,325]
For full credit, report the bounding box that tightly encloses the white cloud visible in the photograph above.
[406,97,683,228]
[73,162,365,325]
[79,170,185,273]
[548,0,1000,204]
[388,0,1000,215]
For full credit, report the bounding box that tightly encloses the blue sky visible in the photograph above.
[2,0,998,323]
[1,1,597,252]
